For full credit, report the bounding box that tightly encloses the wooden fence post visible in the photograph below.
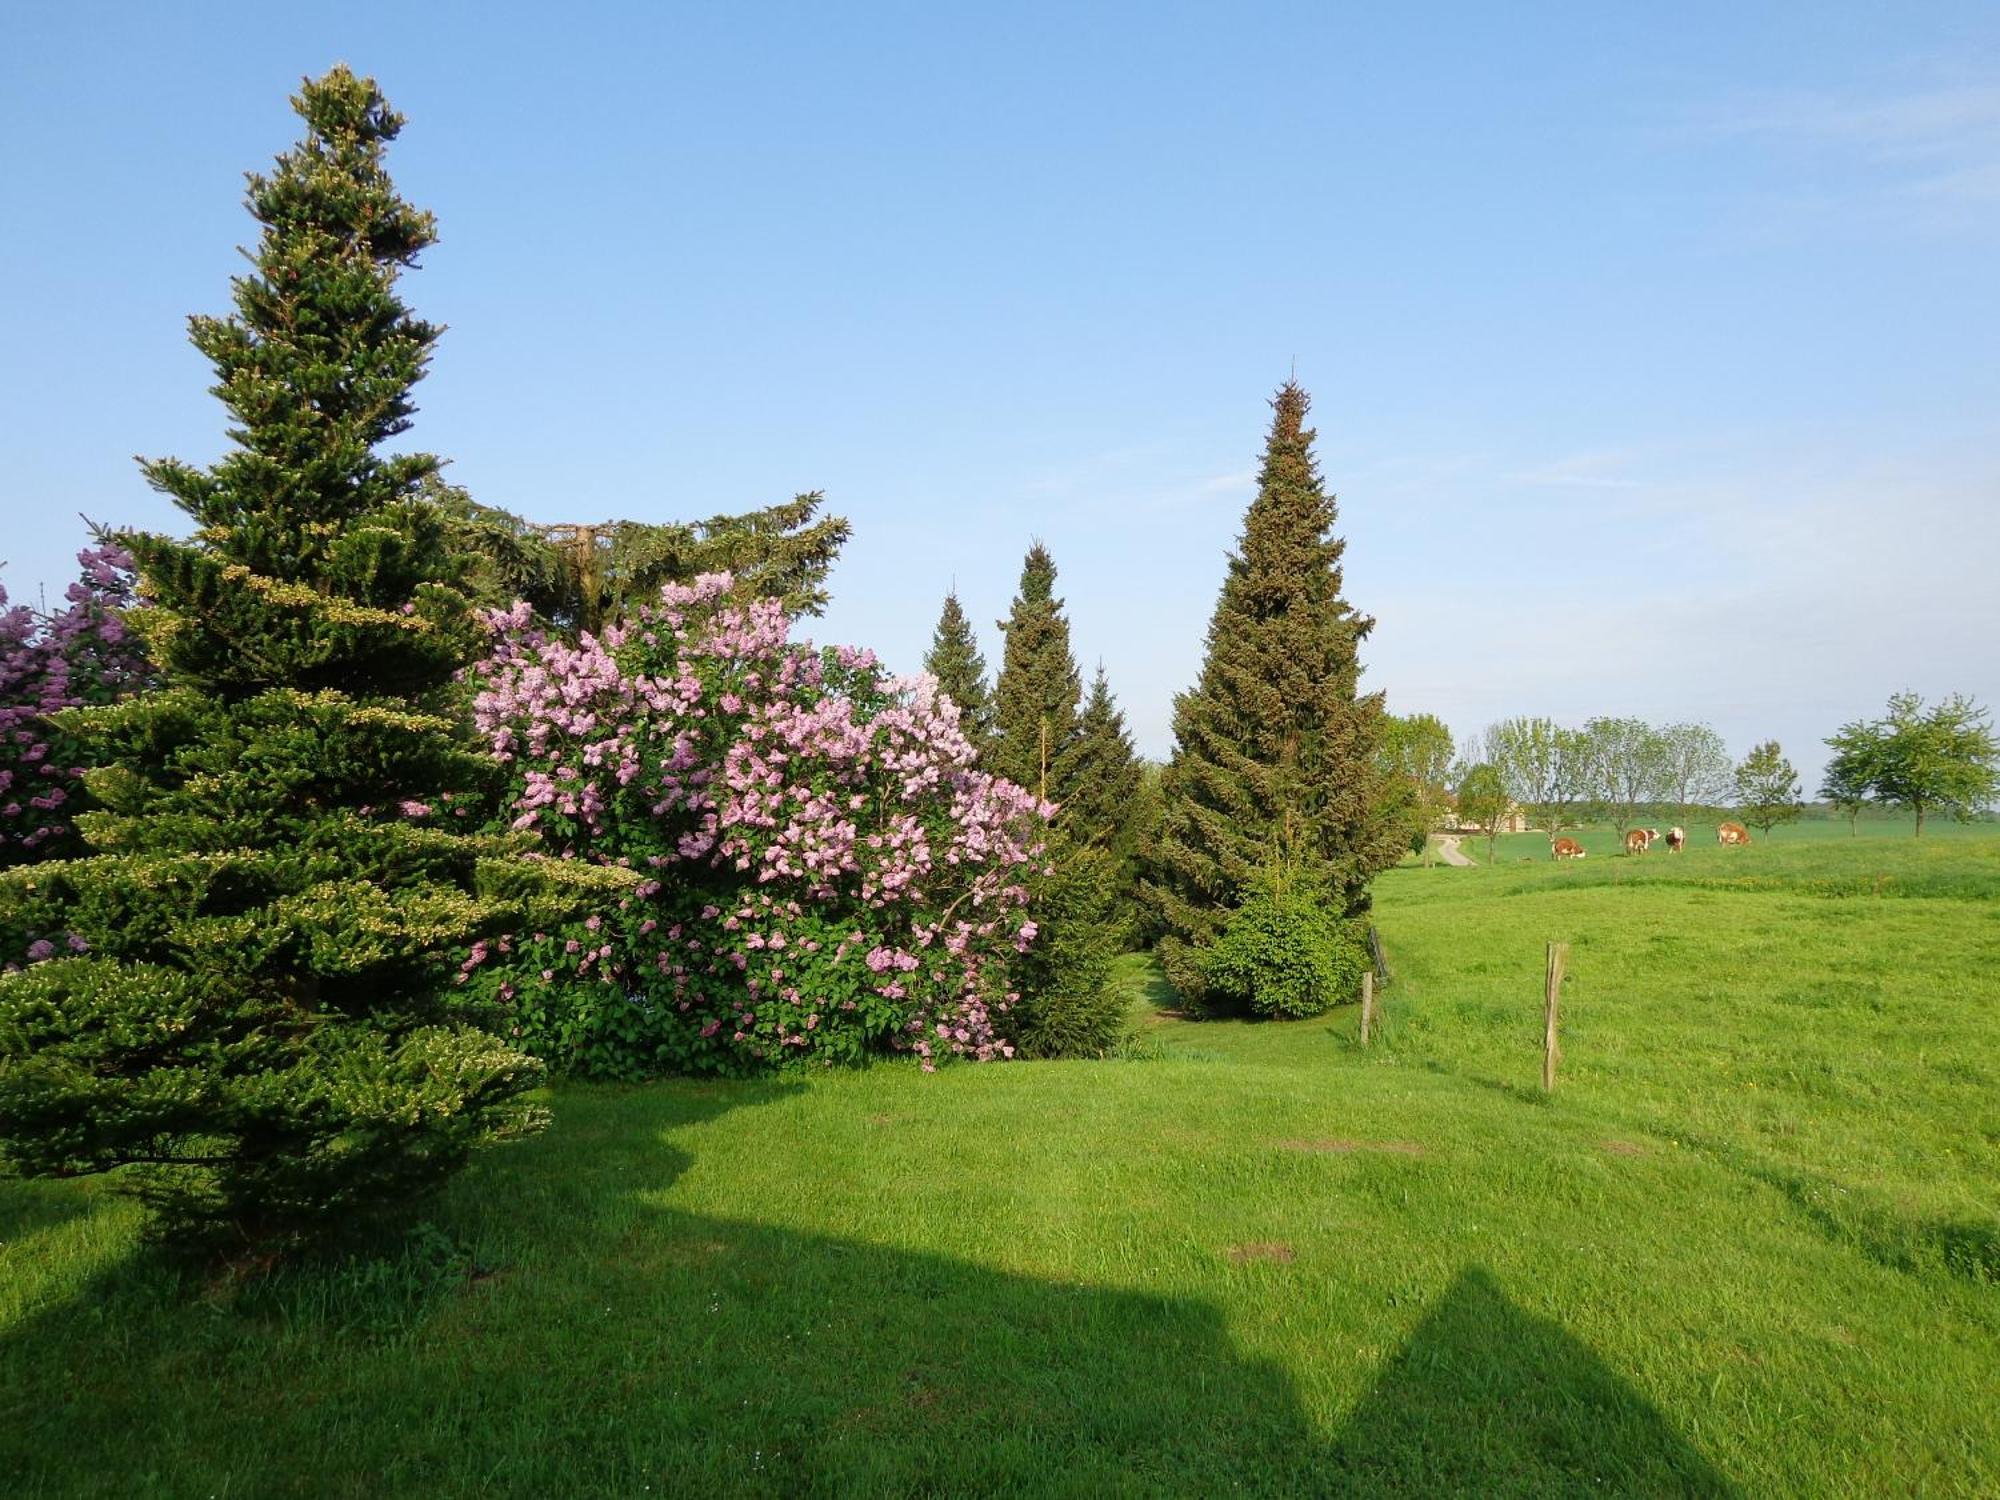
[1360,971,1374,1047]
[1542,941,1568,1092]
[1366,925,1391,988]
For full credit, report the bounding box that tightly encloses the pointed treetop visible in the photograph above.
[1010,541,1060,613]
[1271,379,1310,442]
[990,541,1083,796]
[924,587,994,750]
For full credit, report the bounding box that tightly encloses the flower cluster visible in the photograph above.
[0,544,149,866]
[471,575,1051,1076]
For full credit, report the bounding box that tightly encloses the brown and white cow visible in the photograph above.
[1552,837,1586,859]
[1665,825,1686,852]
[1623,828,1650,856]
[1717,821,1751,846]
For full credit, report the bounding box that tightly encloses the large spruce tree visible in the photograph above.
[0,68,616,1258]
[1144,382,1401,1003]
[922,589,994,751]
[990,543,1083,798]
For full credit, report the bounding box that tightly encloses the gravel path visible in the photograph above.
[1433,834,1476,867]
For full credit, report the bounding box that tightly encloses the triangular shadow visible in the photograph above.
[1327,1266,1736,1497]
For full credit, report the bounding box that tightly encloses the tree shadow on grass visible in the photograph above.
[0,1085,1734,1497]
[0,1177,96,1251]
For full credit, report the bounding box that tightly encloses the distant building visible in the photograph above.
[1443,797,1529,835]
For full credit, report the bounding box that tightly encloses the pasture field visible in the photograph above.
[2,831,1996,1496]
[1463,813,1998,866]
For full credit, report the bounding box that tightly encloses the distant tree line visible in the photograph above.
[1385,696,1998,855]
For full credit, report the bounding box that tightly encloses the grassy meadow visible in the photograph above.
[3,829,1997,1496]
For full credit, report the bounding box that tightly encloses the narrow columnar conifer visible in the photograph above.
[1144,382,1403,1003]
[922,589,994,752]
[1059,666,1142,852]
[0,68,623,1259]
[1056,665,1147,933]
[990,543,1083,799]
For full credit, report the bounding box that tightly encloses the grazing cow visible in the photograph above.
[1552,837,1586,860]
[1623,828,1650,856]
[1717,821,1751,846]
[1665,825,1686,853]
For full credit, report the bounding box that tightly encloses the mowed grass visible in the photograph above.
[4,833,1998,1496]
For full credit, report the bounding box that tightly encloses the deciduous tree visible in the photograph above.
[1454,762,1511,863]
[1733,740,1802,834]
[1658,722,1733,824]
[1379,712,1456,864]
[1819,719,1880,835]
[1865,692,1998,836]
[1483,717,1589,845]
[1580,716,1668,833]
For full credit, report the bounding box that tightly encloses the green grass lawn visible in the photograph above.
[4,831,1998,1496]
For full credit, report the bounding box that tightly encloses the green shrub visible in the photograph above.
[1200,885,1366,1020]
[1008,835,1130,1058]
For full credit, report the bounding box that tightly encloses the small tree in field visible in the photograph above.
[0,69,615,1260]
[1658,722,1733,824]
[1867,693,1999,836]
[1483,717,1587,845]
[1820,719,1880,834]
[1733,740,1802,834]
[1581,716,1668,833]
[1454,762,1510,863]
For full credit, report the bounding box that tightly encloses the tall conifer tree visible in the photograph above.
[990,543,1083,798]
[922,589,994,751]
[1143,383,1401,1001]
[0,69,617,1257]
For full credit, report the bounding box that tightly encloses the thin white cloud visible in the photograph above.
[1505,450,1647,490]
[1692,83,2000,159]
[1195,469,1255,495]
[1682,75,2000,214]
[1908,160,2000,202]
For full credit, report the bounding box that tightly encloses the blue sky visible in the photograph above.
[5,3,1996,781]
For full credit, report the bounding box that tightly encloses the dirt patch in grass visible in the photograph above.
[1225,1242,1295,1264]
[1599,1140,1649,1157]
[1278,1138,1426,1158]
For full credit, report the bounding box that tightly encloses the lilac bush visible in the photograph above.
[471,573,1051,1076]
[0,544,149,867]
[1,543,150,970]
